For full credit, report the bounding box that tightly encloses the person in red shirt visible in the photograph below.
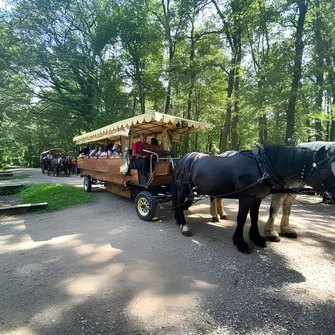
[132,134,152,183]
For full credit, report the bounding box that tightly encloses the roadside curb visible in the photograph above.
[0,184,24,195]
[0,202,48,215]
[0,172,14,180]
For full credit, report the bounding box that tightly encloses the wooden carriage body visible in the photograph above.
[73,112,210,219]
[77,155,173,199]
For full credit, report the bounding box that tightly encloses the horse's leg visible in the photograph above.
[279,194,298,238]
[233,198,254,254]
[264,194,285,242]
[217,198,228,220]
[210,197,220,222]
[249,199,267,248]
[174,185,192,237]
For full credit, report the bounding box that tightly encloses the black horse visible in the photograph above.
[171,145,335,254]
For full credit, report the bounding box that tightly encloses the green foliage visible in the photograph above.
[18,184,94,211]
[1,0,335,167]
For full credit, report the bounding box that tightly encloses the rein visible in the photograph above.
[304,152,334,204]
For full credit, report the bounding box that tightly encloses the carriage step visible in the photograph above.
[0,202,48,216]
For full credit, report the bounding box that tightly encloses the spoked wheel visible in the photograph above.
[84,176,92,192]
[135,191,156,221]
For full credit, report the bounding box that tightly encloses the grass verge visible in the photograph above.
[13,174,32,180]
[18,184,94,211]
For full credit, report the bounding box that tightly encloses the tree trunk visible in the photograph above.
[231,31,242,150]
[325,54,335,140]
[314,0,323,140]
[285,1,308,143]
[220,66,234,151]
[184,15,196,153]
[214,0,243,152]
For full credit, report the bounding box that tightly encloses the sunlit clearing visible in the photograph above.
[189,203,209,211]
[31,304,66,325]
[127,290,198,324]
[87,244,122,263]
[2,327,36,335]
[205,221,229,228]
[64,263,123,295]
[189,279,218,289]
[0,234,81,253]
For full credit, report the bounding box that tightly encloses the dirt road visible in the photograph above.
[0,168,334,334]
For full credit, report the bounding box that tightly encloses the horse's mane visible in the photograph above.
[263,145,313,172]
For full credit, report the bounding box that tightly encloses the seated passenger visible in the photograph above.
[132,134,151,183]
[97,146,104,156]
[112,144,121,157]
[100,146,112,157]
[89,146,99,156]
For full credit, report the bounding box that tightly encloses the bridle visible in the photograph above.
[304,152,335,204]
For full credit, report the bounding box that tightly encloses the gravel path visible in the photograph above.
[0,168,334,334]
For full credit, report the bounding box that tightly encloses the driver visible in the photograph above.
[132,134,152,183]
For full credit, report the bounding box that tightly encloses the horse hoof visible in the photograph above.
[253,238,267,248]
[279,232,298,239]
[220,215,228,220]
[237,243,251,254]
[267,236,281,242]
[182,230,193,237]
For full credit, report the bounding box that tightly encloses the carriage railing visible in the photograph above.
[142,149,173,175]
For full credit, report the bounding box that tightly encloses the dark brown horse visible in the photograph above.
[59,155,72,177]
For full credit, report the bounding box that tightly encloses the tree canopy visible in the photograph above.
[1,0,334,167]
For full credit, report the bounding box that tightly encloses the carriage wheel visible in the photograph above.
[135,191,156,221]
[84,176,92,192]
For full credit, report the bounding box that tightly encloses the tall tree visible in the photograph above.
[285,0,308,143]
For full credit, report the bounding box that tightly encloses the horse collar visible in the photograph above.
[252,148,285,188]
[300,161,307,181]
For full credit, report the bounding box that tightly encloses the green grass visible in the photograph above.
[12,174,32,180]
[18,184,94,211]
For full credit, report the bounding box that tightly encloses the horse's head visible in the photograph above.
[306,146,335,204]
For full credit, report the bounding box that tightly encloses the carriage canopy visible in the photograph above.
[73,112,210,145]
[40,148,65,156]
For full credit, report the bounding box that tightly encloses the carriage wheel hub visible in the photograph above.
[138,197,150,216]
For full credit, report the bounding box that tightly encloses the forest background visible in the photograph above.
[1,0,335,167]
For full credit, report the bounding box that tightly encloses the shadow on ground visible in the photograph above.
[0,191,334,334]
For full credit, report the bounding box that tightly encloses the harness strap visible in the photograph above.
[252,148,285,188]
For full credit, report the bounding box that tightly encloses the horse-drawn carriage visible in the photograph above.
[40,148,72,176]
[41,148,65,174]
[73,112,210,220]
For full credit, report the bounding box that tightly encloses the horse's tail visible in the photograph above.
[171,165,178,210]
